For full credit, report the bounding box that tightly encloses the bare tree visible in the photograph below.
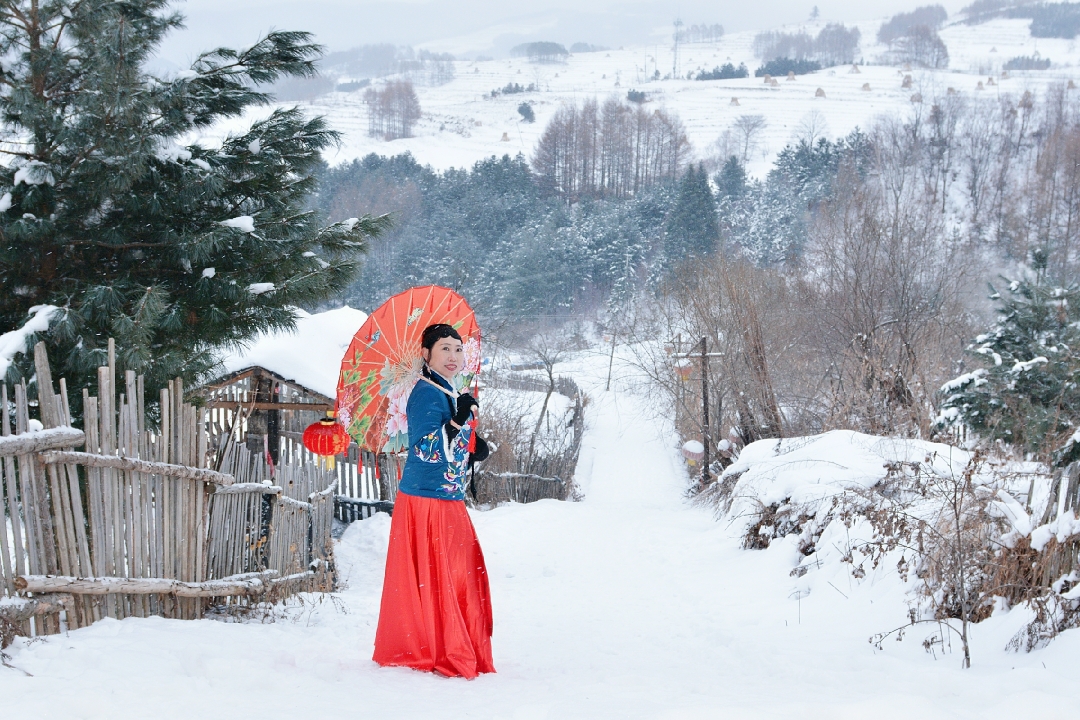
[533,95,692,201]
[732,114,767,164]
[795,110,829,147]
[364,80,422,140]
[804,171,976,435]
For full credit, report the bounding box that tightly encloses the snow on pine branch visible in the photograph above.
[13,160,55,187]
[219,216,255,233]
[0,305,58,377]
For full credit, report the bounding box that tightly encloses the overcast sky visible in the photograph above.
[154,0,973,67]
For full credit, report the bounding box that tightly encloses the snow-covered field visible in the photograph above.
[200,18,1080,179]
[3,347,1078,718]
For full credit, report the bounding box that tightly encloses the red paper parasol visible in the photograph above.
[336,286,481,453]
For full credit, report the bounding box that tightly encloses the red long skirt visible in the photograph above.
[372,492,495,678]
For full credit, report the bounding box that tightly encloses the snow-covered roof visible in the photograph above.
[214,306,367,400]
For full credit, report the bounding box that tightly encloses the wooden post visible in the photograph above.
[700,337,711,485]
[605,330,616,391]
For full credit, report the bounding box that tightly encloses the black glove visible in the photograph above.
[445,392,478,440]
[453,392,478,427]
[470,434,490,463]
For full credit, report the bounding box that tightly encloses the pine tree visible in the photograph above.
[938,251,1080,460]
[0,1,387,405]
[665,164,719,262]
[715,156,748,202]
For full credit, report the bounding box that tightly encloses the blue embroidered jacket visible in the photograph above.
[396,371,473,502]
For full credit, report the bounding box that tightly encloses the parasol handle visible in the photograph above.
[467,379,479,453]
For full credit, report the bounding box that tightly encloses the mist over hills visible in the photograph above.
[155,0,972,64]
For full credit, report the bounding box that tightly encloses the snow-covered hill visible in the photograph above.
[204,18,1080,178]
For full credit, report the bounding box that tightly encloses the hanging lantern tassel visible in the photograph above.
[302,411,350,471]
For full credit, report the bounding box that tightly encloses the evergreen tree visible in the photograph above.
[735,130,872,265]
[0,1,386,403]
[665,164,719,261]
[715,156,748,202]
[938,251,1080,460]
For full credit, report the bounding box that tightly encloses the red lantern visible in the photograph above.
[303,412,351,466]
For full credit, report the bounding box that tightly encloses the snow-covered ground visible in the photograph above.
[198,18,1080,179]
[3,347,1078,718]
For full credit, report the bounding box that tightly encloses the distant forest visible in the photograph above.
[314,84,1080,345]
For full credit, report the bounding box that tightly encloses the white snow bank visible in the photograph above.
[0,305,59,378]
[214,306,367,399]
[1031,510,1080,552]
[722,430,971,522]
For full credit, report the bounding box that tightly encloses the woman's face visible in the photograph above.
[423,336,464,379]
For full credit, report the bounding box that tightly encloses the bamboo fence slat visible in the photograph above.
[2,343,348,642]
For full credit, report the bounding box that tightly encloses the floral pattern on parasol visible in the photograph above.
[336,285,481,454]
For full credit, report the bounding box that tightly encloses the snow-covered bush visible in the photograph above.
[701,431,1080,660]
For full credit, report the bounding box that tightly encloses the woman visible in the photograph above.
[373,323,495,678]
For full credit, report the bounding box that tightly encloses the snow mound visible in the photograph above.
[722,430,971,524]
[214,306,367,399]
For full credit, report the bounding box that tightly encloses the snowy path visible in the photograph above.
[2,352,1079,718]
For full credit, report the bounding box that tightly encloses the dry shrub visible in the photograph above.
[469,373,585,507]
[801,174,977,436]
[740,499,820,553]
[999,534,1080,650]
[636,176,976,482]
[0,615,18,650]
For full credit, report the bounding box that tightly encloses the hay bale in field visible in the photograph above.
[730,97,740,105]
[815,87,826,98]
[500,132,510,141]
[902,74,912,89]
[849,64,860,74]
[769,78,779,87]
[787,71,795,81]
[977,81,985,91]
[762,73,772,83]
[988,77,996,86]
[910,93,922,103]
[947,87,956,95]
[861,83,871,91]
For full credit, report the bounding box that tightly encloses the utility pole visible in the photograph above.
[699,336,709,484]
[673,337,724,484]
[606,329,617,391]
[673,19,683,78]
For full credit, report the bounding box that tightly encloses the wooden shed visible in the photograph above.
[196,306,394,518]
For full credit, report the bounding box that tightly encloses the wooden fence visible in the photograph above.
[0,343,337,642]
[470,471,570,505]
[199,373,397,525]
